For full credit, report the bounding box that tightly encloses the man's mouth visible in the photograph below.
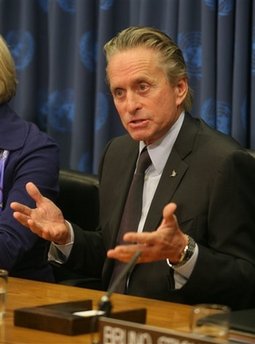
[129,119,149,127]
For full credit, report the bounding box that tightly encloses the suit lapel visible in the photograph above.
[143,113,200,232]
[143,149,188,231]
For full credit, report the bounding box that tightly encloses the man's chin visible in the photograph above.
[127,128,152,142]
[130,133,150,143]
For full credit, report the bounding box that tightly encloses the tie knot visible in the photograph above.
[136,148,151,175]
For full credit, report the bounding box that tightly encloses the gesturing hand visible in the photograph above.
[11,182,70,245]
[107,203,187,264]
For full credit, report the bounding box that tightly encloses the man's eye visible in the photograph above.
[139,83,149,91]
[114,89,124,98]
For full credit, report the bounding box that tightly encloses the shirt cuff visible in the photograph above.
[48,221,74,264]
[167,243,199,289]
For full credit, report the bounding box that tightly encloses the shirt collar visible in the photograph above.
[139,111,185,174]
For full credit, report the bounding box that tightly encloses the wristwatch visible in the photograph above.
[168,235,196,268]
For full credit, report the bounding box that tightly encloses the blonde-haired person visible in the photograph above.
[0,35,59,281]
[0,35,17,103]
[12,27,255,309]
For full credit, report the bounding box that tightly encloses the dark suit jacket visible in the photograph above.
[68,113,255,310]
[0,103,59,281]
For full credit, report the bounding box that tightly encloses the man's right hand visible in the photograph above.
[11,182,71,245]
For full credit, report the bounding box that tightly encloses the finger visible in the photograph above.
[108,245,157,263]
[12,211,32,227]
[161,202,177,226]
[107,243,138,258]
[25,182,44,205]
[123,231,155,245]
[107,251,134,262]
[10,202,32,215]
[13,210,45,235]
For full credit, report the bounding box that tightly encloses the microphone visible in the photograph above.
[74,250,142,342]
[98,250,141,316]
[74,251,141,315]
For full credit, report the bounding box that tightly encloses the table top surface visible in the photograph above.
[0,277,192,343]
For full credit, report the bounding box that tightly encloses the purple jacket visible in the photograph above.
[0,103,59,281]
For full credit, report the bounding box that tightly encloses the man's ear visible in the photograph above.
[175,78,188,107]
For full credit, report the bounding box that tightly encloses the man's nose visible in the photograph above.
[125,92,141,114]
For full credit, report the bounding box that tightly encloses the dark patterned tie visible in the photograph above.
[109,147,152,292]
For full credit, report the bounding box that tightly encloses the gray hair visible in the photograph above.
[0,35,17,104]
[104,26,192,112]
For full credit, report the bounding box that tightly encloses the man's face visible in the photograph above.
[107,47,188,145]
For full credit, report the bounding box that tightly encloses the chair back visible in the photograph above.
[56,169,99,230]
[52,169,102,288]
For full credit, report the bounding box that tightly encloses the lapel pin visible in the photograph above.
[170,170,177,177]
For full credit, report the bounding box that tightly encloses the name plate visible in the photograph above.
[98,317,222,344]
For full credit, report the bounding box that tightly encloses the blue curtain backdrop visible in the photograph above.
[0,0,254,173]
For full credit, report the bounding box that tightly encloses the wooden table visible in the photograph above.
[1,277,192,343]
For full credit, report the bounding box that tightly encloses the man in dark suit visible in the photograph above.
[11,26,255,310]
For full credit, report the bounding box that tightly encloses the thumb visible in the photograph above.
[25,182,44,205]
[161,202,177,227]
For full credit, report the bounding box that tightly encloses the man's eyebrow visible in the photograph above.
[110,85,121,92]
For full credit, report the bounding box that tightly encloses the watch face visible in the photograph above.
[167,236,196,268]
[175,236,196,267]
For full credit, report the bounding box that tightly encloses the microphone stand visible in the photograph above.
[91,251,141,343]
[98,250,141,316]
